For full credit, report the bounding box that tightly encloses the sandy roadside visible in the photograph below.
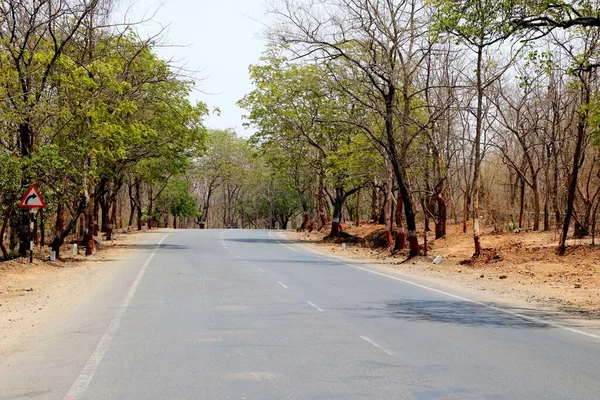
[283,230,600,331]
[0,229,164,351]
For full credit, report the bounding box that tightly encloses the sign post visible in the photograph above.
[18,185,46,263]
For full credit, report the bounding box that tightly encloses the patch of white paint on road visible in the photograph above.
[277,281,288,289]
[360,336,395,355]
[306,301,324,312]
[63,234,170,400]
[269,231,298,252]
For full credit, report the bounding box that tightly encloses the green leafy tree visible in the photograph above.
[240,53,375,236]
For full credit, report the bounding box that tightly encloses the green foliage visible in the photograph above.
[156,179,199,220]
[240,50,376,196]
[430,0,520,48]
[0,6,207,247]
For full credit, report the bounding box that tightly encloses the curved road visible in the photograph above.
[1,229,599,399]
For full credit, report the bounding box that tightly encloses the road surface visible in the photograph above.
[1,229,599,399]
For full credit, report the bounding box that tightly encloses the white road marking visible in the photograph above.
[274,238,600,340]
[64,234,170,400]
[236,255,240,259]
[220,231,228,248]
[360,336,395,355]
[269,231,298,252]
[277,281,288,289]
[306,301,324,312]
[258,268,266,273]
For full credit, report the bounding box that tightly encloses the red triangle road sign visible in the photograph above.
[19,184,46,208]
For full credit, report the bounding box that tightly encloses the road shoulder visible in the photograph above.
[0,229,167,352]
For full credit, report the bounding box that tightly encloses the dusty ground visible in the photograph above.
[286,222,600,318]
[0,229,157,350]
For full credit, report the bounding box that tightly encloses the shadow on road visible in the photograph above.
[349,299,591,330]
[224,238,303,245]
[110,243,190,250]
[244,258,340,266]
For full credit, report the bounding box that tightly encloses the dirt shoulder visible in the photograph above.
[0,229,164,350]
[284,223,600,321]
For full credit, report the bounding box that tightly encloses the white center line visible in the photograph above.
[64,234,170,400]
[277,281,288,289]
[360,336,395,355]
[306,301,324,312]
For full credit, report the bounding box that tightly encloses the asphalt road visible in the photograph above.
[1,229,599,399]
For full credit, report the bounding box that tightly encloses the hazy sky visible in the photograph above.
[116,0,268,135]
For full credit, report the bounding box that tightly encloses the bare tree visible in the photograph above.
[268,0,437,256]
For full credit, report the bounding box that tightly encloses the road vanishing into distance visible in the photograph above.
[1,229,599,399]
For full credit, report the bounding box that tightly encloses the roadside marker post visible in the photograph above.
[18,184,46,263]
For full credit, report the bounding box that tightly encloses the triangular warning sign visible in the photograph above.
[19,184,46,208]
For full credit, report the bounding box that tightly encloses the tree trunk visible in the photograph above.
[384,164,394,246]
[317,172,327,229]
[518,178,525,229]
[0,206,12,259]
[462,189,469,234]
[382,85,419,256]
[553,143,561,227]
[118,195,123,230]
[299,199,310,231]
[107,179,120,241]
[422,199,428,257]
[329,200,342,237]
[532,177,540,231]
[17,211,29,257]
[559,83,589,254]
[472,46,484,257]
[147,185,154,230]
[592,201,599,245]
[385,84,419,257]
[434,192,447,239]
[17,122,33,257]
[9,214,19,252]
[394,191,406,252]
[50,203,64,258]
[99,183,109,232]
[84,156,96,256]
[135,181,143,231]
[370,183,379,223]
[39,209,45,247]
[85,184,95,256]
[100,198,109,233]
[128,184,136,227]
[355,189,360,227]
